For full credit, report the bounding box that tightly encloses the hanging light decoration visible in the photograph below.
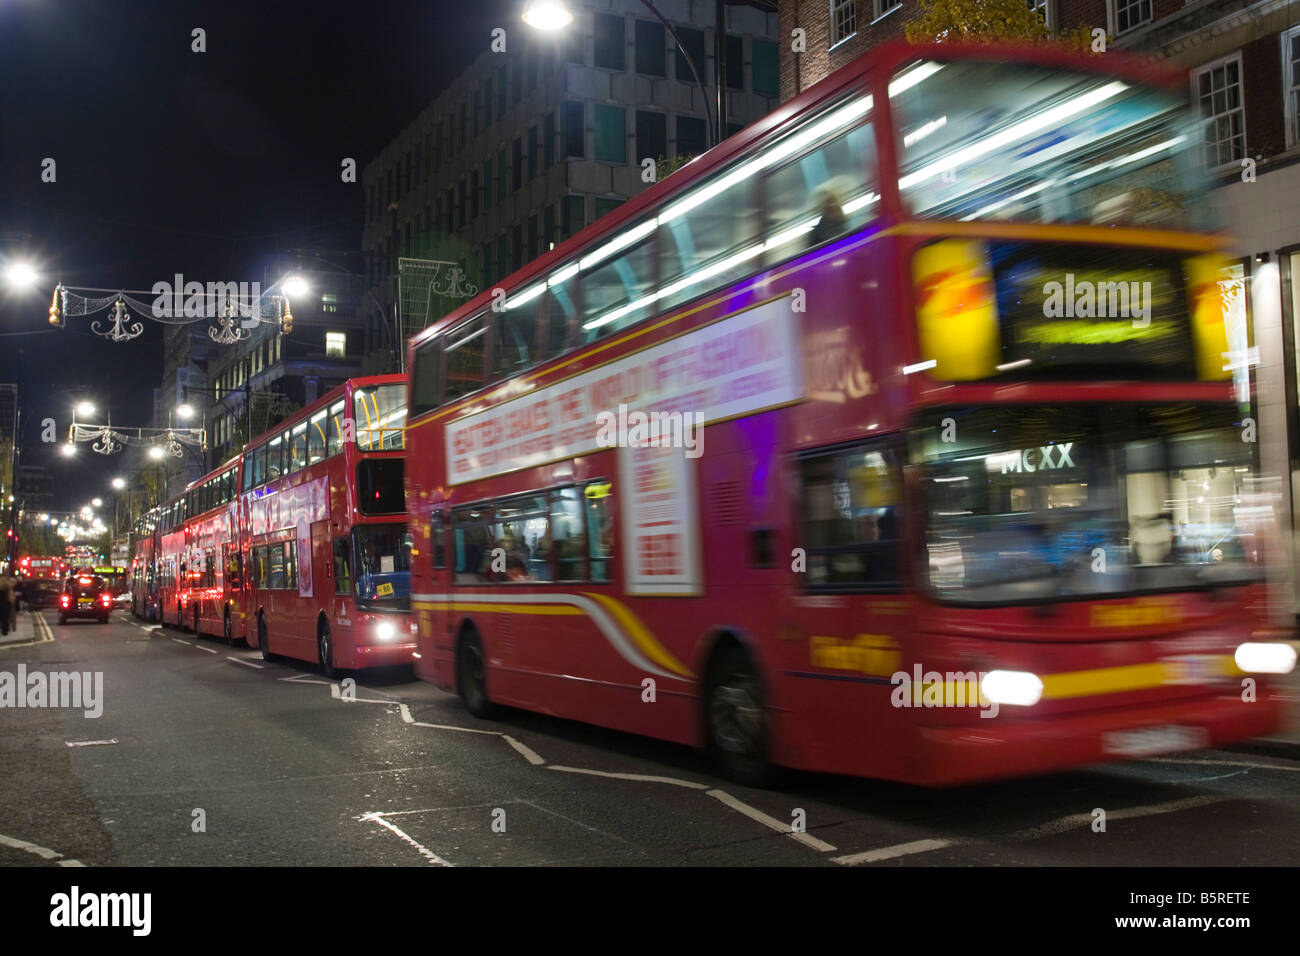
[91,297,144,342]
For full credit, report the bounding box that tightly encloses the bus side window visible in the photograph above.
[453,506,494,583]
[334,538,352,595]
[550,487,586,581]
[432,510,446,569]
[327,400,346,456]
[584,482,614,582]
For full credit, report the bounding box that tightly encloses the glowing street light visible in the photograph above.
[521,0,574,29]
[175,403,195,420]
[282,275,310,298]
[75,401,95,417]
[3,262,38,289]
[148,446,165,461]
[60,444,76,457]
[112,477,126,490]
[91,497,103,508]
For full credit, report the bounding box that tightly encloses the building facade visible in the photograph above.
[362,0,781,367]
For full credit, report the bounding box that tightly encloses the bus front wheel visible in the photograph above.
[457,630,496,718]
[704,644,772,787]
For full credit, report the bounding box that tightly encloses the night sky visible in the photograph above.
[0,0,516,510]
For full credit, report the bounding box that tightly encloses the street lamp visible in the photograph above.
[60,443,76,457]
[112,477,126,490]
[282,275,310,299]
[521,0,574,29]
[148,446,165,461]
[175,403,195,420]
[75,401,95,417]
[3,262,38,290]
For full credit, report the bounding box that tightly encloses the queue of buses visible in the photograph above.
[128,41,1296,786]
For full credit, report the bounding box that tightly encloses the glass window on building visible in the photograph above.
[634,19,665,77]
[1194,54,1246,169]
[831,0,856,45]
[322,293,338,313]
[496,64,507,115]
[483,158,493,210]
[636,110,667,165]
[676,115,707,159]
[595,104,626,163]
[563,101,584,158]
[1113,0,1152,34]
[753,39,778,97]
[594,197,623,220]
[726,35,743,91]
[674,26,705,85]
[497,147,508,200]
[543,111,556,170]
[512,137,523,190]
[326,331,346,357]
[594,12,624,71]
[527,125,539,179]
[562,194,585,239]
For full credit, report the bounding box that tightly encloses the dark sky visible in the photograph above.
[0,0,515,510]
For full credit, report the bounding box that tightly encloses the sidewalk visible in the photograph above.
[0,610,43,648]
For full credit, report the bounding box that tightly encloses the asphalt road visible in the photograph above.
[1,609,1298,867]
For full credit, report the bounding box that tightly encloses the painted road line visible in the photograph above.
[56,859,86,867]
[65,739,119,748]
[171,638,192,646]
[0,832,63,860]
[399,703,415,723]
[329,683,397,705]
[1007,794,1227,842]
[358,812,453,866]
[410,720,502,736]
[1150,756,1300,773]
[833,838,963,866]
[503,735,546,765]
[278,674,332,684]
[227,656,265,669]
[548,765,711,790]
[194,645,219,654]
[706,789,837,853]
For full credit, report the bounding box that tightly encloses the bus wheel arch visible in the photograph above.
[699,629,774,787]
[455,620,497,719]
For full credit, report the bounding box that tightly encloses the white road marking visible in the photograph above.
[171,638,192,646]
[226,656,265,669]
[706,789,838,852]
[359,812,453,866]
[0,832,63,860]
[399,703,415,723]
[503,735,546,765]
[1007,794,1227,842]
[328,682,397,705]
[57,859,86,867]
[278,674,331,684]
[833,838,961,866]
[195,645,218,654]
[1149,756,1300,773]
[410,720,502,736]
[548,765,711,790]
[66,739,119,748]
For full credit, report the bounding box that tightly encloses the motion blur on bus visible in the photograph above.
[401,40,1296,786]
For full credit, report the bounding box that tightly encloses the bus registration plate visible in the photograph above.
[1102,725,1208,758]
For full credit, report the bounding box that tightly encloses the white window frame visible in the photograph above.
[325,331,346,358]
[872,0,902,25]
[1191,51,1247,172]
[829,0,857,49]
[1027,0,1054,31]
[1108,0,1153,36]
[1285,26,1300,148]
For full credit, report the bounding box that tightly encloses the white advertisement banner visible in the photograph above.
[446,297,801,484]
[619,442,702,595]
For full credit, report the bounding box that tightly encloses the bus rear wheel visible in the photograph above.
[457,630,496,718]
[258,615,276,662]
[704,645,772,787]
[318,622,337,679]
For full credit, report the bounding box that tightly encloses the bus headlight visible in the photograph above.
[1234,642,1297,674]
[980,670,1043,706]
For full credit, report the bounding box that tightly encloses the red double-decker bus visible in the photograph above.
[155,458,242,638]
[130,508,160,621]
[403,40,1294,785]
[237,375,413,675]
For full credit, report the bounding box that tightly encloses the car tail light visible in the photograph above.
[60,595,70,608]
[100,593,112,607]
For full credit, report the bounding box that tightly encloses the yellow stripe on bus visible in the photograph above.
[1040,655,1237,700]
[584,592,695,679]
[421,601,584,616]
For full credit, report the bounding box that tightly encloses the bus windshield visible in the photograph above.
[914,404,1263,604]
[353,523,412,611]
[354,384,406,451]
[892,59,1207,230]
